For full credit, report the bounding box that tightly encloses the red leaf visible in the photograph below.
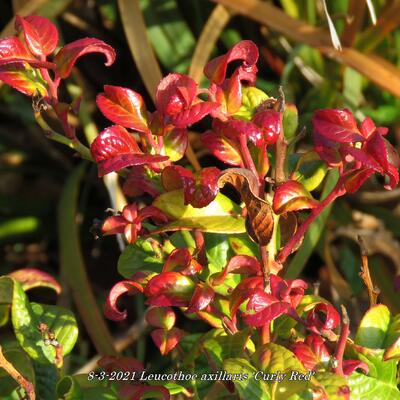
[343,168,374,193]
[313,132,342,167]
[364,132,400,189]
[292,342,319,370]
[91,125,140,162]
[8,268,61,294]
[151,327,185,355]
[210,255,261,286]
[156,73,197,116]
[359,117,377,139]
[163,248,192,272]
[0,36,54,95]
[204,40,259,85]
[155,73,217,127]
[340,145,382,171]
[202,130,242,166]
[15,15,58,56]
[307,303,340,331]
[313,109,364,143]
[161,165,195,205]
[171,101,219,128]
[225,118,264,147]
[91,125,167,176]
[98,355,144,373]
[0,36,55,68]
[187,284,215,313]
[54,38,116,78]
[104,280,143,321]
[342,360,369,376]
[272,180,319,214]
[96,85,149,132]
[252,109,282,145]
[163,128,188,161]
[144,272,195,307]
[230,277,264,317]
[191,167,220,208]
[270,274,307,308]
[145,306,176,330]
[98,152,167,177]
[102,215,127,235]
[123,166,161,198]
[137,205,168,225]
[242,297,290,327]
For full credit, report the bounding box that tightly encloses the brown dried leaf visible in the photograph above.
[218,168,274,245]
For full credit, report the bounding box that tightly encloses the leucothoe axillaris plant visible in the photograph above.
[0,14,400,400]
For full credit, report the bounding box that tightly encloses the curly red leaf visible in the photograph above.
[104,280,143,321]
[54,38,116,78]
[204,40,259,85]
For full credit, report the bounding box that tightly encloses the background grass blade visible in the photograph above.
[189,4,233,82]
[117,0,163,101]
[58,163,116,356]
[140,0,196,73]
[213,0,400,97]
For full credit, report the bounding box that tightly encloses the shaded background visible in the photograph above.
[1,0,400,373]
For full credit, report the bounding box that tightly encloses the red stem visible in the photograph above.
[260,324,270,344]
[239,133,258,179]
[40,68,59,100]
[334,305,350,376]
[277,179,346,264]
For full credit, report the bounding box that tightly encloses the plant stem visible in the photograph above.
[0,346,35,400]
[334,305,350,376]
[239,133,258,179]
[358,236,379,308]
[260,245,271,293]
[35,113,93,161]
[277,179,345,264]
[260,324,270,344]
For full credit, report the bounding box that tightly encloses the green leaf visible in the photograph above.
[0,276,13,304]
[203,329,252,369]
[314,372,348,400]
[355,304,391,349]
[58,375,118,400]
[283,104,299,139]
[252,343,309,399]
[0,341,35,397]
[228,234,259,257]
[140,0,195,72]
[205,233,231,273]
[57,376,83,399]
[291,152,328,191]
[223,358,270,400]
[153,190,245,234]
[233,87,269,120]
[33,361,58,400]
[343,67,363,108]
[348,372,400,400]
[118,238,164,278]
[11,279,78,366]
